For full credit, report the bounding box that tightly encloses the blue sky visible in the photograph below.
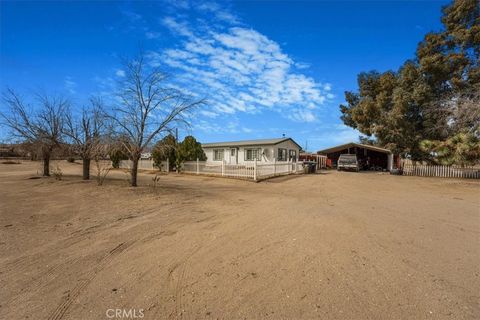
[0,0,448,150]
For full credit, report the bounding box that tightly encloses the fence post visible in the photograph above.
[222,160,225,177]
[254,159,257,181]
[273,158,276,176]
[166,158,169,174]
[196,158,199,175]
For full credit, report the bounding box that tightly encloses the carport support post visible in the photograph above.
[254,159,257,181]
[387,153,393,171]
[196,158,199,174]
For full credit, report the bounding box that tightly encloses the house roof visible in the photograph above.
[317,142,391,154]
[202,137,302,149]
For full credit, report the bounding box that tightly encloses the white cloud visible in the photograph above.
[199,110,218,118]
[295,62,310,69]
[161,16,194,38]
[64,77,77,94]
[102,1,330,127]
[115,69,126,77]
[288,109,317,123]
[145,31,161,39]
[152,16,333,123]
[197,1,239,24]
[168,0,190,10]
[92,76,117,101]
[121,10,143,24]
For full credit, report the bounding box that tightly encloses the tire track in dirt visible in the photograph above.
[2,207,165,288]
[165,246,201,320]
[3,256,81,306]
[46,226,183,320]
[47,241,133,320]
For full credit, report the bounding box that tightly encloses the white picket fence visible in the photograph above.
[402,164,480,179]
[119,159,169,172]
[182,159,304,181]
[118,159,305,181]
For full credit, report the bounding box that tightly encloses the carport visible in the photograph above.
[317,142,395,171]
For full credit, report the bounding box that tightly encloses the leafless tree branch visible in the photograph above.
[1,88,67,176]
[63,97,109,179]
[110,53,205,186]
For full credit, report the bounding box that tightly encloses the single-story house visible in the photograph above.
[317,142,399,171]
[202,137,302,165]
[140,152,152,160]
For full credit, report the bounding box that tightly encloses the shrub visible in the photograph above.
[152,134,177,171]
[52,164,63,180]
[109,148,128,169]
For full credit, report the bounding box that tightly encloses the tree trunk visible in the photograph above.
[131,157,139,187]
[43,155,50,176]
[82,158,91,180]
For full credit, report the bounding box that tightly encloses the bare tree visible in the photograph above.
[1,89,67,176]
[112,53,204,187]
[91,142,112,186]
[63,98,108,180]
[425,88,480,138]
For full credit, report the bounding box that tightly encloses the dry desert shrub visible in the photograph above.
[52,162,63,180]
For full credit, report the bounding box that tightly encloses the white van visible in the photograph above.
[337,154,359,172]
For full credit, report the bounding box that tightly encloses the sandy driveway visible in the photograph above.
[0,161,479,319]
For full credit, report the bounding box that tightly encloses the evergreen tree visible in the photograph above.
[177,136,206,162]
[340,0,479,163]
[152,134,177,171]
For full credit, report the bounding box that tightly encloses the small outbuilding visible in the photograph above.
[299,152,327,170]
[317,142,397,171]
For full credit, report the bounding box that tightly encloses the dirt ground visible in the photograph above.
[0,161,479,320]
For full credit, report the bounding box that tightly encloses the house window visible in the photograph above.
[245,148,260,161]
[278,148,287,161]
[289,150,297,162]
[213,149,224,161]
[230,149,236,156]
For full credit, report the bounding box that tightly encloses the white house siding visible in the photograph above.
[273,140,300,162]
[203,140,300,165]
